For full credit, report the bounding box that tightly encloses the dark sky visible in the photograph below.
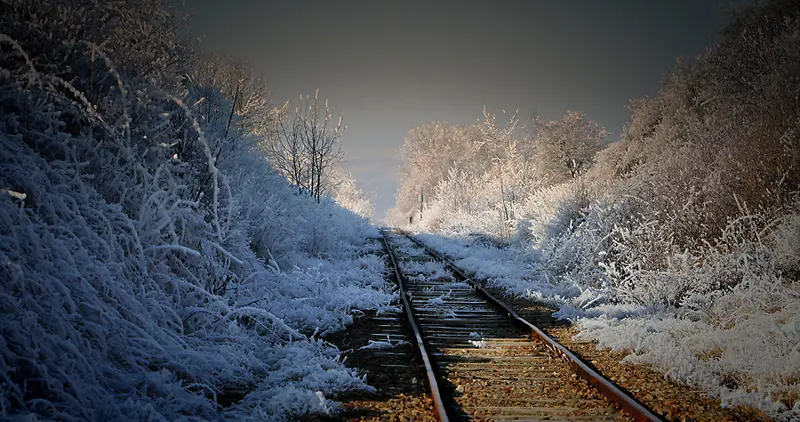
[173,0,741,221]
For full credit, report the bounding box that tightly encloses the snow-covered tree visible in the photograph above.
[189,52,275,138]
[530,110,607,185]
[391,122,493,224]
[330,167,374,219]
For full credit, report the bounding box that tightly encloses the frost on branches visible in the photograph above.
[388,1,800,419]
[0,0,387,420]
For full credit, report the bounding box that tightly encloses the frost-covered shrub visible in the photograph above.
[599,0,800,247]
[769,199,800,278]
[386,1,800,418]
[514,180,596,246]
[529,110,606,185]
[575,207,800,419]
[0,1,389,420]
[331,169,374,219]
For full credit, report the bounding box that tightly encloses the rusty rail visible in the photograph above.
[379,228,450,422]
[401,231,664,422]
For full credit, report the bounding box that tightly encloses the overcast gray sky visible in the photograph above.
[173,0,741,221]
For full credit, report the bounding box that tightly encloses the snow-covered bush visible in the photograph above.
[390,1,800,418]
[514,180,596,246]
[330,168,375,219]
[0,1,389,420]
[574,206,800,418]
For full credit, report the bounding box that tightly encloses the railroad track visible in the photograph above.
[379,228,663,422]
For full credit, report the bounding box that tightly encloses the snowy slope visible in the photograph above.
[0,2,393,419]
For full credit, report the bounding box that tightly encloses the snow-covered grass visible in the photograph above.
[414,233,581,304]
[400,260,453,283]
[389,2,800,418]
[407,164,800,421]
[0,122,391,419]
[403,145,800,421]
[0,3,393,419]
[408,197,800,420]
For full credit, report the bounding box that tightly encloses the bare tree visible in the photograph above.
[265,90,344,202]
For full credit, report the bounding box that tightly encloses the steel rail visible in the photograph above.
[401,231,664,422]
[379,228,450,422]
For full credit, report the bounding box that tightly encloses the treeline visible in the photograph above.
[389,109,606,234]
[389,0,800,306]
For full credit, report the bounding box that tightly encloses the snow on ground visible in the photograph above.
[0,116,395,420]
[415,234,583,306]
[385,5,800,418]
[0,4,396,417]
[412,229,800,421]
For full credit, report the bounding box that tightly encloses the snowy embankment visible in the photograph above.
[0,116,393,420]
[390,2,800,419]
[415,220,800,421]
[0,2,393,419]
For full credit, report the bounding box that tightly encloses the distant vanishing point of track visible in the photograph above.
[379,228,664,422]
